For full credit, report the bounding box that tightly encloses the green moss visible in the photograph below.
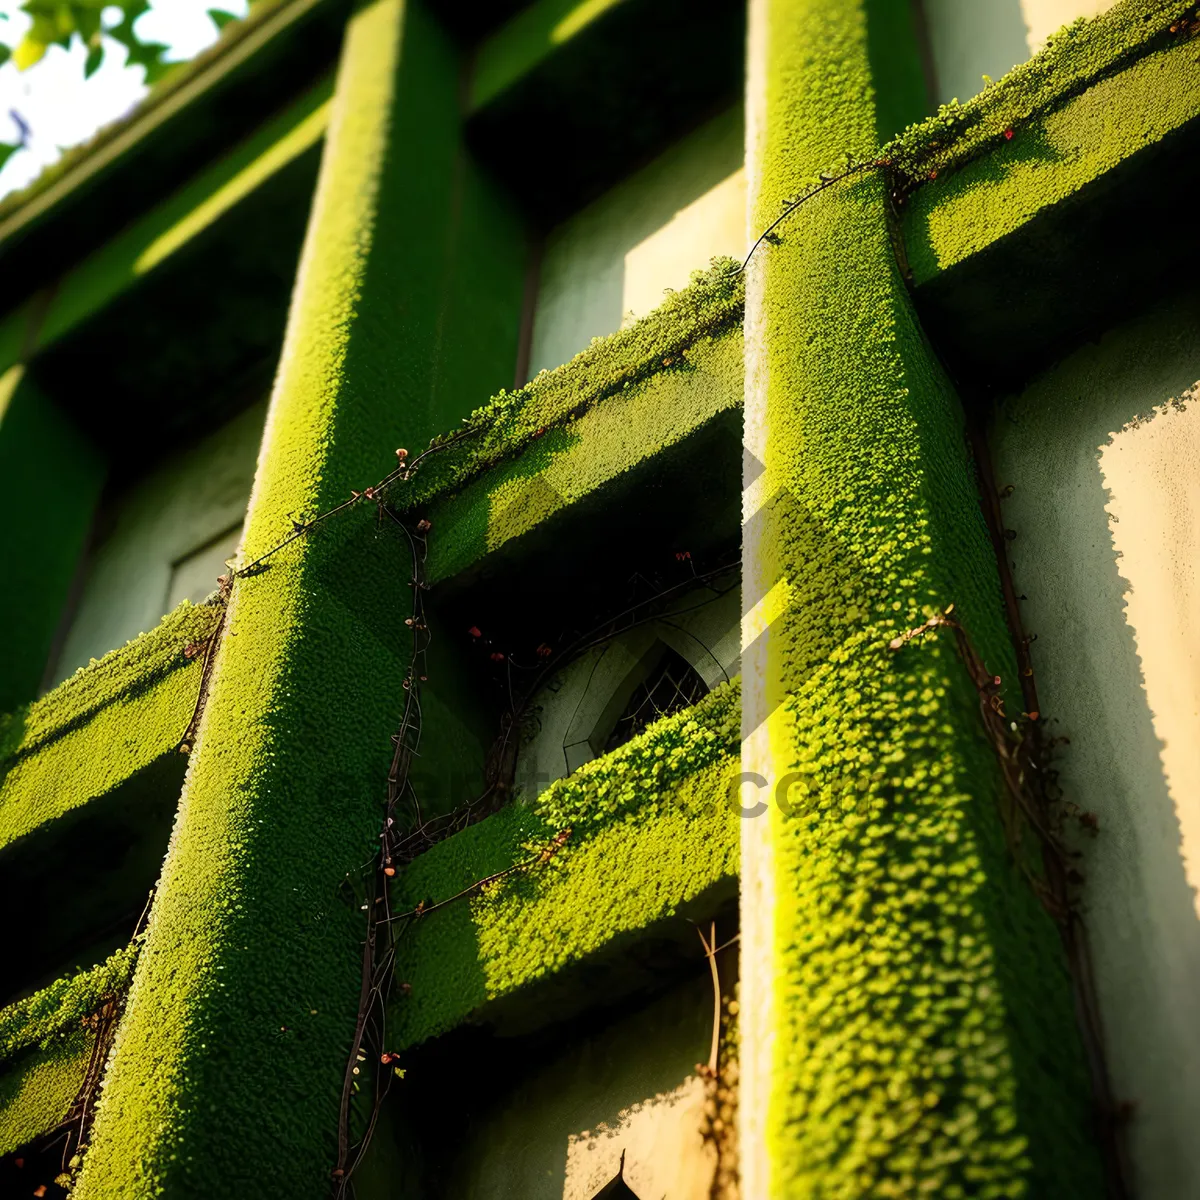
[73,3,529,1195]
[0,600,218,853]
[395,258,743,520]
[423,313,743,581]
[904,33,1200,283]
[741,0,1101,1195]
[0,1028,94,1157]
[392,680,740,1048]
[882,0,1195,186]
[0,945,137,1063]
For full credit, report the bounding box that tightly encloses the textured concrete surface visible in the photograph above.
[991,291,1200,1200]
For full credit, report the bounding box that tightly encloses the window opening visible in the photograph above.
[604,646,708,753]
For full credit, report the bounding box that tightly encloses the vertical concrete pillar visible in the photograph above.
[739,0,1102,1195]
[75,1,525,1195]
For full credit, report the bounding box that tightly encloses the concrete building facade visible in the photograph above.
[0,0,1197,1196]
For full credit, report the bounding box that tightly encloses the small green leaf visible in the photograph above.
[0,142,20,172]
[84,39,103,78]
[0,45,9,68]
[207,9,238,31]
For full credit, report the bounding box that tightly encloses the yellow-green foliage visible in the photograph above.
[0,945,138,1154]
[903,33,1200,282]
[744,0,1100,1195]
[0,600,219,852]
[0,944,137,1062]
[72,4,529,1196]
[883,0,1195,185]
[0,1028,93,1157]
[395,259,744,517]
[391,681,740,1048]
[424,318,743,582]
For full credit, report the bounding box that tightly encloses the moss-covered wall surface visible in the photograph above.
[739,0,1101,1195]
[903,28,1200,285]
[2,0,1178,1190]
[886,0,1196,188]
[0,1029,94,1158]
[391,682,739,1049]
[0,601,219,853]
[0,944,138,1156]
[72,1,528,1194]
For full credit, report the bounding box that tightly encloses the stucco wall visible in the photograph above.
[527,107,744,377]
[436,975,715,1200]
[990,291,1200,1200]
[52,397,266,684]
[922,0,1117,106]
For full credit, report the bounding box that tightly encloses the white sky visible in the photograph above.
[0,0,250,201]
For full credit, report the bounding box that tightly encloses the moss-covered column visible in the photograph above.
[739,0,1102,1195]
[75,1,525,1195]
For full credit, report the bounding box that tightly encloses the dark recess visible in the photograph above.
[467,0,745,227]
[909,115,1200,400]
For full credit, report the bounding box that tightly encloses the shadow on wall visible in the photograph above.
[364,972,716,1200]
[990,290,1200,1200]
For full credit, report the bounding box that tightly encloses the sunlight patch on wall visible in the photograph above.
[621,169,745,326]
[563,1075,715,1200]
[1098,382,1200,916]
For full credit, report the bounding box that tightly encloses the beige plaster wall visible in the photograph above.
[527,107,744,378]
[922,0,1117,106]
[990,292,1200,1200]
[437,976,717,1200]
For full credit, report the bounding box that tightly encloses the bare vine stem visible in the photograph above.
[734,159,887,275]
[331,504,428,1196]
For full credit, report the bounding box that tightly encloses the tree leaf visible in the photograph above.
[207,9,238,31]
[0,143,19,173]
[12,35,48,71]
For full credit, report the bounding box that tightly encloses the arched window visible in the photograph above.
[513,577,739,801]
[604,645,709,753]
